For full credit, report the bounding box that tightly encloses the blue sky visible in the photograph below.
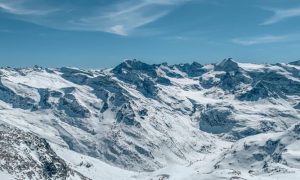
[0,0,300,68]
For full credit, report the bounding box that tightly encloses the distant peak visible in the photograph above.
[215,58,240,72]
[123,58,139,64]
[217,58,236,66]
[113,59,154,72]
[289,60,300,66]
[173,61,204,77]
[112,59,158,79]
[176,61,203,68]
[191,61,203,66]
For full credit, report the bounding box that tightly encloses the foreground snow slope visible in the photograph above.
[0,58,300,179]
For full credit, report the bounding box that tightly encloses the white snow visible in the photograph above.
[0,60,299,180]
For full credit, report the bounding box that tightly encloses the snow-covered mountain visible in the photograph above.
[0,58,300,180]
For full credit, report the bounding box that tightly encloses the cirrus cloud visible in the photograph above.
[0,0,190,36]
[262,7,300,25]
[232,35,290,46]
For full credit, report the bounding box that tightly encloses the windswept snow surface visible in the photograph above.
[0,59,300,179]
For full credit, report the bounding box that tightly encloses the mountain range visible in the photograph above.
[0,58,300,180]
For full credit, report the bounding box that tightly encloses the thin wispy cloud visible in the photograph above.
[262,7,300,25]
[164,35,188,41]
[0,1,57,15]
[0,0,190,36]
[232,35,290,46]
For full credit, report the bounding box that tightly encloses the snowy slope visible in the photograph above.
[0,58,300,179]
[0,123,88,180]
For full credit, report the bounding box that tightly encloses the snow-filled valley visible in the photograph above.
[0,58,300,179]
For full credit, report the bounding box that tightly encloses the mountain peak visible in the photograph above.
[174,61,205,77]
[289,60,300,66]
[112,59,155,74]
[215,58,240,72]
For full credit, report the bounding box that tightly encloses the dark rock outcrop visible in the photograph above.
[215,58,241,72]
[238,81,279,101]
[0,123,88,180]
[200,106,235,134]
[0,79,35,110]
[174,62,205,77]
[289,60,300,66]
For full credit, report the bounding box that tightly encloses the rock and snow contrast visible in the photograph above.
[0,58,300,180]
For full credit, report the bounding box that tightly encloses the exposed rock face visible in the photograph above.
[0,59,300,179]
[261,72,300,96]
[112,60,157,79]
[0,123,88,180]
[238,81,279,101]
[215,123,300,175]
[87,75,129,107]
[58,93,90,118]
[200,106,235,134]
[0,79,35,110]
[289,60,300,66]
[116,103,139,126]
[38,88,52,109]
[295,102,300,109]
[217,71,252,91]
[215,58,241,72]
[112,60,159,97]
[174,62,205,77]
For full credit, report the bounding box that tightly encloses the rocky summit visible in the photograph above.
[0,59,300,180]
